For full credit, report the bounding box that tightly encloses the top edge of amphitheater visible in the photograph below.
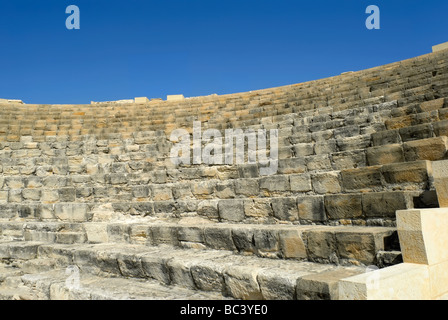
[2,42,448,107]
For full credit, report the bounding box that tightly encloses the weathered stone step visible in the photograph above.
[0,159,432,204]
[1,221,400,267]
[0,268,231,300]
[26,241,365,299]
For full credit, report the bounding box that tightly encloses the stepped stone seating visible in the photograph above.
[1,48,448,300]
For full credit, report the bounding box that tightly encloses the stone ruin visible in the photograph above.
[0,45,448,300]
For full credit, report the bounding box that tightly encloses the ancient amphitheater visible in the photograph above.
[1,45,448,300]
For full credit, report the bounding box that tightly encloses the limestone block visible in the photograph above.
[420,98,445,112]
[439,109,448,121]
[203,226,236,251]
[278,158,306,174]
[54,203,89,222]
[153,201,176,215]
[297,269,362,300]
[399,123,433,142]
[58,188,76,202]
[39,204,55,220]
[271,197,299,222]
[336,135,371,152]
[311,171,342,194]
[26,177,43,188]
[362,191,415,218]
[140,252,171,284]
[116,252,146,278]
[339,263,431,300]
[381,160,431,186]
[190,261,226,293]
[166,257,197,289]
[335,231,379,265]
[43,176,68,188]
[290,173,312,192]
[151,185,173,201]
[428,260,448,298]
[296,195,325,222]
[292,143,314,157]
[197,200,219,219]
[403,137,448,162]
[306,155,332,171]
[366,144,405,166]
[341,166,382,192]
[234,178,259,196]
[432,160,448,207]
[237,164,259,178]
[191,181,216,198]
[314,141,337,155]
[215,180,236,199]
[127,224,152,245]
[5,177,24,189]
[433,120,448,137]
[177,225,204,243]
[257,269,298,300]
[371,130,401,146]
[278,228,308,259]
[331,150,366,170]
[131,186,150,199]
[218,199,245,222]
[224,265,264,300]
[0,191,7,203]
[22,189,41,201]
[432,42,448,52]
[253,228,279,258]
[8,190,22,203]
[396,208,448,265]
[108,173,127,185]
[231,227,256,254]
[243,198,273,218]
[304,229,336,262]
[149,224,179,246]
[259,175,290,193]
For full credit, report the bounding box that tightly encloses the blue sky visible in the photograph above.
[0,0,447,104]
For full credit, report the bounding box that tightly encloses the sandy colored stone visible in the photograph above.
[432,160,448,207]
[339,263,431,300]
[396,208,448,265]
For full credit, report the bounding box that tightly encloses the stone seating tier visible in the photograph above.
[0,48,448,300]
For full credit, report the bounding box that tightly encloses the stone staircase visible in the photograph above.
[1,48,448,300]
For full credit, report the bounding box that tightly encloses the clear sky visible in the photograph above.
[0,0,447,104]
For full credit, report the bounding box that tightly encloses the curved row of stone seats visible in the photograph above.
[0,239,367,300]
[1,48,448,300]
[0,158,436,225]
[0,50,447,140]
[0,143,443,226]
[0,220,398,267]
